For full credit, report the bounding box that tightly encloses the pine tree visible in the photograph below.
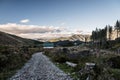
[115,20,120,38]
[108,25,112,40]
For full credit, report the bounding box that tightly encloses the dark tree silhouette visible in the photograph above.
[108,25,112,40]
[114,20,120,38]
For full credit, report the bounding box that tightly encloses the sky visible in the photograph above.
[0,0,120,39]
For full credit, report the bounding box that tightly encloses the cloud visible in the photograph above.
[20,19,29,23]
[0,23,64,34]
[18,33,72,39]
[0,23,69,39]
[0,23,87,39]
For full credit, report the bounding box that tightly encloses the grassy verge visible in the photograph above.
[55,63,80,80]
[0,45,42,80]
[43,47,120,80]
[110,69,120,80]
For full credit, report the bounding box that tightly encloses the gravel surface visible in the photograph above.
[10,52,73,80]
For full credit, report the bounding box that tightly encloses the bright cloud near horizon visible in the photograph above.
[0,23,80,39]
[0,0,120,39]
[20,19,30,23]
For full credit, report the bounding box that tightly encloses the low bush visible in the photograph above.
[0,45,42,79]
[107,56,120,69]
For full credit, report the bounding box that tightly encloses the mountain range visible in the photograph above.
[38,34,91,42]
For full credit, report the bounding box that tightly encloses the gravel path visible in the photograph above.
[10,52,73,80]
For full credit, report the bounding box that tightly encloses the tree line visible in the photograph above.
[90,20,120,49]
[91,20,120,42]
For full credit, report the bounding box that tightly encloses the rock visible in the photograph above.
[66,61,77,67]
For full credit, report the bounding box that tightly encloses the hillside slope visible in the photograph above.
[0,31,43,79]
[0,31,42,46]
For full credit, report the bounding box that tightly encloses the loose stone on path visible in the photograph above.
[10,52,72,80]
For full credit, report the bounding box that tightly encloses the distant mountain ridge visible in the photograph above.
[38,34,91,42]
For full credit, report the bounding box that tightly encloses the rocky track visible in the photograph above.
[10,52,72,80]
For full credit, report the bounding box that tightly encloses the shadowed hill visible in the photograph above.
[0,31,43,79]
[0,31,42,46]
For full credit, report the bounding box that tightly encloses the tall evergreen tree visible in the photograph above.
[104,26,108,40]
[108,25,112,40]
[114,20,120,38]
[91,27,108,48]
[91,31,95,41]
